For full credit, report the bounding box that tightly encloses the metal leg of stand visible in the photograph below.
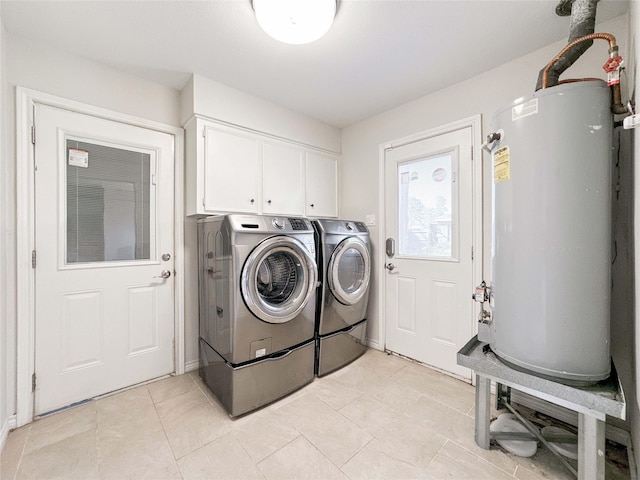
[475,374,491,449]
[578,413,605,480]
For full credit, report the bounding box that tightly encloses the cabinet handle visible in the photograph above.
[250,199,255,204]
[310,204,315,208]
[267,200,272,205]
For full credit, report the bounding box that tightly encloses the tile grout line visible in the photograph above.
[149,382,187,471]
[6,424,31,480]
[253,428,304,478]
[445,438,519,478]
[338,435,376,474]
[421,437,451,477]
[153,375,238,469]
[94,420,101,480]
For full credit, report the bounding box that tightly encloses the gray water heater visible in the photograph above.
[489,79,612,385]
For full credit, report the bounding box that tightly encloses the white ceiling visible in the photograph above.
[0,0,630,127]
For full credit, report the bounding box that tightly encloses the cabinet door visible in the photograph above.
[306,152,338,218]
[204,126,260,213]
[263,141,305,215]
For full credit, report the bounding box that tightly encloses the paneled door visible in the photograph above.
[384,126,474,379]
[34,104,175,415]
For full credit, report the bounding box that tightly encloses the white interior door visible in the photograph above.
[384,127,474,379]
[34,104,175,415]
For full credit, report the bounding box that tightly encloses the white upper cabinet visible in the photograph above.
[185,116,338,217]
[262,141,305,216]
[204,124,260,214]
[306,151,338,218]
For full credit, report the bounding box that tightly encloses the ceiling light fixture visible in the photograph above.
[253,0,337,45]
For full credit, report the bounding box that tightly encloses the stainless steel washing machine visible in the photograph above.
[313,219,371,376]
[198,214,318,416]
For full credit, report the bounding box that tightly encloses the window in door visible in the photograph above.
[397,151,458,260]
[65,139,155,264]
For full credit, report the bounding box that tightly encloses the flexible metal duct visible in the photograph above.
[535,0,598,90]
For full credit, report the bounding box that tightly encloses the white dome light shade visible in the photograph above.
[254,0,336,45]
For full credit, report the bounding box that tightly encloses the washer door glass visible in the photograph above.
[241,236,318,324]
[328,237,371,305]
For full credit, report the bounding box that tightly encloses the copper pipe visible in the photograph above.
[541,32,627,114]
[541,32,617,89]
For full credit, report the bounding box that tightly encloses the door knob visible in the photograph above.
[385,263,395,271]
[154,270,171,279]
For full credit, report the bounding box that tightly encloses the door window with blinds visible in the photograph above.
[65,138,156,265]
[397,150,458,260]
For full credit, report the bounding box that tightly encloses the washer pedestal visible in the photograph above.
[457,336,625,480]
[316,319,367,377]
[200,339,314,416]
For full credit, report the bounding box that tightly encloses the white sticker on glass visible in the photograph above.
[68,148,89,168]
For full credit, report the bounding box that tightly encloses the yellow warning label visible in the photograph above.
[493,146,511,183]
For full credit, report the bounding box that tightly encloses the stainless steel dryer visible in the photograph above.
[198,214,318,416]
[313,219,371,376]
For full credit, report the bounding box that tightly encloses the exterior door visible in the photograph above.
[34,104,175,415]
[384,127,474,379]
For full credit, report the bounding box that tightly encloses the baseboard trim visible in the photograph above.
[366,339,380,350]
[185,359,200,372]
[0,415,12,454]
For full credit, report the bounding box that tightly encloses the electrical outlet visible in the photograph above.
[365,214,375,226]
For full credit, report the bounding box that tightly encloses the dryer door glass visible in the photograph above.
[241,236,318,324]
[329,237,371,305]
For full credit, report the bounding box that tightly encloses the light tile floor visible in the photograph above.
[1,349,631,479]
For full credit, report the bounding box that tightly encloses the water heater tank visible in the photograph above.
[489,79,612,385]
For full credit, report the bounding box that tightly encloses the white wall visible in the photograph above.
[342,13,635,437]
[183,74,341,153]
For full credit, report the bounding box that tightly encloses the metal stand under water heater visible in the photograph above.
[475,20,629,386]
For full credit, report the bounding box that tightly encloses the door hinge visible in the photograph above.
[32,250,36,268]
[471,146,474,161]
[32,373,36,392]
[471,246,474,261]
[31,125,36,144]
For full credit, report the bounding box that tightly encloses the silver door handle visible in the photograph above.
[154,270,171,279]
[385,263,395,271]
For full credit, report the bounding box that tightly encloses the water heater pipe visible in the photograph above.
[535,0,598,91]
[540,32,627,114]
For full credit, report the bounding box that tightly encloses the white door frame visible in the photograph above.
[15,87,185,427]
[377,115,483,364]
